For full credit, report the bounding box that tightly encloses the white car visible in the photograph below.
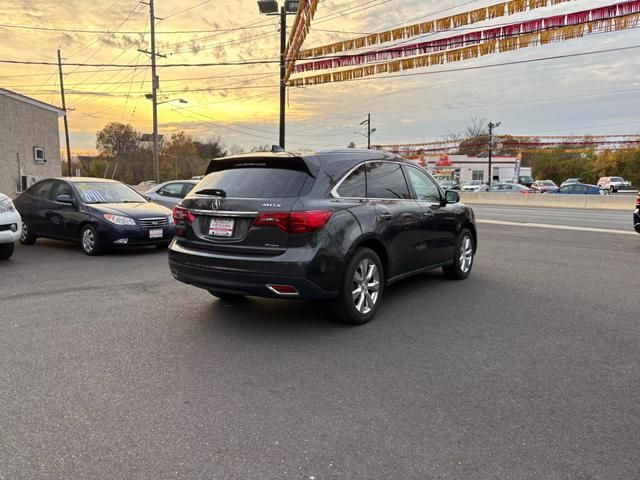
[597,176,633,193]
[0,193,22,260]
[461,180,487,192]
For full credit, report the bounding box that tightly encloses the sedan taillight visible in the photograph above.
[255,210,332,234]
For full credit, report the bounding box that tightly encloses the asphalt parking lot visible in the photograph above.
[1,220,639,479]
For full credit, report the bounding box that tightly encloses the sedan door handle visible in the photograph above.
[379,212,393,220]
[423,211,434,217]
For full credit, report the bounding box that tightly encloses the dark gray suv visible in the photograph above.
[168,149,477,324]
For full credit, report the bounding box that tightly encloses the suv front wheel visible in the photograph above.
[443,228,474,280]
[333,247,384,325]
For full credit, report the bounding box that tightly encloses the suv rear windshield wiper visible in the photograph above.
[195,188,226,196]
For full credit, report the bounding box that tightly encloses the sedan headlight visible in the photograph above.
[103,213,136,225]
[0,198,16,213]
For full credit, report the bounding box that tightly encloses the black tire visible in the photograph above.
[208,290,245,301]
[332,247,384,325]
[19,220,37,245]
[80,224,103,256]
[443,228,474,280]
[0,243,14,260]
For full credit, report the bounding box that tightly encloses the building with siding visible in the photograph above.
[0,88,65,195]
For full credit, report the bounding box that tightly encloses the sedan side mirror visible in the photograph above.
[56,194,74,204]
[445,190,459,204]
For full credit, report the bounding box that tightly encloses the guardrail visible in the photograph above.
[459,192,636,211]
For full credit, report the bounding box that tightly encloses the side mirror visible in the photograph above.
[445,190,459,204]
[56,194,74,204]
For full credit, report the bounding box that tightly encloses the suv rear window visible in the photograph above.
[196,168,310,198]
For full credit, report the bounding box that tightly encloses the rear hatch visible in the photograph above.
[177,155,316,255]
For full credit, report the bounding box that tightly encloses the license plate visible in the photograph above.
[149,229,163,239]
[209,218,234,237]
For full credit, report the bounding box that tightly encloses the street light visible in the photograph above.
[145,94,188,105]
[359,114,375,149]
[488,121,501,186]
[257,0,299,149]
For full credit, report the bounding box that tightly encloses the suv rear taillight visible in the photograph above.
[636,195,640,207]
[173,206,195,236]
[255,210,332,234]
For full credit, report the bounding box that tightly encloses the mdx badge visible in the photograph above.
[261,203,282,208]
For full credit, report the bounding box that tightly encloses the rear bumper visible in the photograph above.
[168,240,338,299]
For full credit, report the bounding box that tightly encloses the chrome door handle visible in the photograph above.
[379,212,392,219]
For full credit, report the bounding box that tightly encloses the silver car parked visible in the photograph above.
[144,180,198,208]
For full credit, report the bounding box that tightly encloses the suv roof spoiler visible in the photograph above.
[206,155,319,178]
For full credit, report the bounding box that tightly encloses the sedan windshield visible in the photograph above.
[76,182,146,204]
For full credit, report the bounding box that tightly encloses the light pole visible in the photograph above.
[488,121,501,186]
[257,0,299,149]
[358,114,375,149]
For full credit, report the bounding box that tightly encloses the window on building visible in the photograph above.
[33,147,45,164]
[472,170,484,181]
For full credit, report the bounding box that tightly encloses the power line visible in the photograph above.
[161,0,212,21]
[0,20,274,34]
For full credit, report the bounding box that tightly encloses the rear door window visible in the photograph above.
[159,182,185,198]
[196,168,310,198]
[337,165,366,198]
[366,162,411,199]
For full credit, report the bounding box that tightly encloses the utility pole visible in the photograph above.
[279,6,286,149]
[487,121,501,186]
[57,49,72,177]
[359,114,375,149]
[140,0,162,183]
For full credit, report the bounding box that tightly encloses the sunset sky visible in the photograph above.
[1,0,640,153]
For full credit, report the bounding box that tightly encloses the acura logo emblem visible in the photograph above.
[211,198,222,210]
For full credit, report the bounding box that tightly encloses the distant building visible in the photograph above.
[401,153,521,184]
[0,88,65,195]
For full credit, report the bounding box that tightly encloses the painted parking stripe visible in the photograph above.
[477,219,637,235]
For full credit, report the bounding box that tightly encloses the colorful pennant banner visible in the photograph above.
[298,0,575,60]
[284,0,320,82]
[288,10,640,87]
[294,0,640,74]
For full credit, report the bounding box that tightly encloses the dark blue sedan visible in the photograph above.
[14,177,175,255]
[544,183,605,195]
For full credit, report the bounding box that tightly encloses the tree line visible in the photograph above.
[72,122,237,185]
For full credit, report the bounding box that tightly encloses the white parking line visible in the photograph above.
[477,219,637,235]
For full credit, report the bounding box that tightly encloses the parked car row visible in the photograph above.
[12,178,175,256]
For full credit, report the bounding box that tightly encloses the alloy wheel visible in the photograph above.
[82,228,95,253]
[352,259,380,315]
[459,235,473,273]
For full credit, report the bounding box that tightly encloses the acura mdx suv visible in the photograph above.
[168,149,477,324]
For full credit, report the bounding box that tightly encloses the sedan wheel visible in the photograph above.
[81,225,103,256]
[333,247,384,325]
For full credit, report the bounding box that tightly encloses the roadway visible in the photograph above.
[471,204,632,231]
[0,212,639,479]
